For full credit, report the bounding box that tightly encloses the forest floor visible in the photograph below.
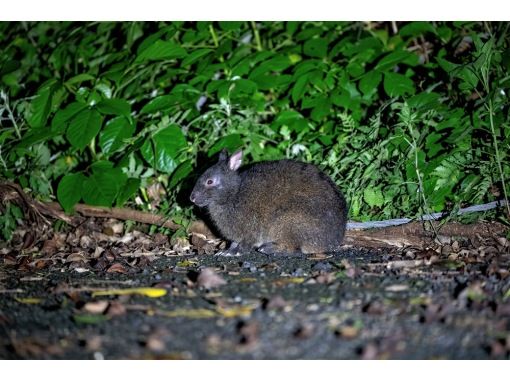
[0,218,509,359]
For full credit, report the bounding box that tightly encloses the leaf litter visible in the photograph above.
[0,217,509,359]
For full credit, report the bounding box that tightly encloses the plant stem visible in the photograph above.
[251,21,263,51]
[406,119,439,236]
[487,99,510,217]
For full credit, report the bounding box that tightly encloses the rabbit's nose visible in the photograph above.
[190,192,196,203]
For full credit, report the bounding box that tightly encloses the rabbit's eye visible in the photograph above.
[206,179,214,186]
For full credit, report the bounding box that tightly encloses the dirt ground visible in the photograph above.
[0,219,509,359]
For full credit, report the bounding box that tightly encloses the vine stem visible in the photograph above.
[487,99,510,217]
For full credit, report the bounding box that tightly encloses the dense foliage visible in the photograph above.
[0,21,509,239]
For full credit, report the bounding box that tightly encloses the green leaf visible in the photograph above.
[363,188,384,207]
[96,99,131,118]
[26,80,58,128]
[407,92,441,110]
[291,74,309,103]
[169,160,193,189]
[135,40,187,64]
[383,72,416,97]
[141,95,179,114]
[375,51,418,72]
[359,71,382,96]
[65,73,95,86]
[73,314,108,325]
[141,124,187,173]
[15,128,60,149]
[303,38,328,58]
[99,116,135,155]
[66,109,103,150]
[116,178,140,206]
[51,102,88,133]
[208,134,243,156]
[399,22,436,38]
[181,49,213,67]
[311,96,331,121]
[219,21,243,31]
[82,166,127,207]
[57,173,86,213]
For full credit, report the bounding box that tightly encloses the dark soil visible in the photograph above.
[1,226,509,359]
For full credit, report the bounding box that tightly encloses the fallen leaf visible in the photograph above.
[273,277,305,286]
[14,297,42,304]
[106,263,128,274]
[83,300,109,314]
[385,284,409,292]
[216,304,258,318]
[157,308,217,318]
[92,287,167,298]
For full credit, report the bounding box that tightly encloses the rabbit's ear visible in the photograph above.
[218,148,229,162]
[228,150,243,171]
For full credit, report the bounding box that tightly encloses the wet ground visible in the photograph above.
[1,234,510,359]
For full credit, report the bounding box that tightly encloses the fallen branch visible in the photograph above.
[0,181,180,231]
[46,202,180,230]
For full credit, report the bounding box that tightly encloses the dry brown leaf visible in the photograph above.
[106,263,128,274]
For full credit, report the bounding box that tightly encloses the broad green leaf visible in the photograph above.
[230,79,258,97]
[437,57,459,73]
[359,71,382,96]
[26,80,58,128]
[99,116,135,155]
[15,128,60,149]
[311,96,331,121]
[141,95,179,114]
[82,166,127,207]
[375,51,418,72]
[383,72,416,97]
[66,109,103,150]
[51,102,88,133]
[208,134,243,156]
[291,74,309,103]
[181,49,213,67]
[116,178,141,206]
[96,99,131,118]
[0,60,20,76]
[407,92,441,110]
[303,38,328,58]
[399,22,436,38]
[135,40,187,63]
[141,124,187,173]
[363,188,384,207]
[219,21,243,31]
[57,173,86,213]
[65,73,95,86]
[169,160,193,189]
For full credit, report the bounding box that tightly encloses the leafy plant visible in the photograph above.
[0,22,508,240]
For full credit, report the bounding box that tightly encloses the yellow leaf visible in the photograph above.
[273,277,305,286]
[216,304,258,318]
[177,260,198,268]
[15,297,42,304]
[238,278,257,283]
[158,308,217,318]
[92,287,167,298]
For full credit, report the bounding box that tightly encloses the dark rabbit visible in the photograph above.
[190,149,348,256]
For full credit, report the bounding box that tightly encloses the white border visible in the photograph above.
[1,0,509,21]
[1,360,509,378]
